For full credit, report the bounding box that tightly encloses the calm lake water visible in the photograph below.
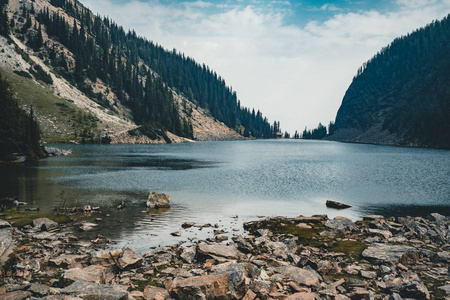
[1,140,449,251]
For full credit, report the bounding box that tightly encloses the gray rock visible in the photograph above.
[325,217,355,231]
[143,285,172,299]
[49,254,89,268]
[212,262,254,299]
[233,235,253,253]
[173,274,229,299]
[426,213,446,223]
[197,243,241,260]
[434,251,450,263]
[0,219,12,229]
[400,280,430,299]
[389,293,402,300]
[273,265,321,287]
[32,218,58,231]
[116,247,143,270]
[28,283,51,296]
[362,244,415,264]
[61,265,106,287]
[368,228,392,239]
[180,246,196,264]
[363,215,384,221]
[438,285,450,295]
[0,290,32,300]
[0,230,13,262]
[147,191,170,209]
[63,280,128,300]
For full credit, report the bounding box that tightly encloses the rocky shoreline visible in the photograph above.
[0,212,449,299]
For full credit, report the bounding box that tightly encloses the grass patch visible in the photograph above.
[1,209,71,228]
[328,240,368,259]
[130,274,164,291]
[244,219,328,247]
[0,68,103,143]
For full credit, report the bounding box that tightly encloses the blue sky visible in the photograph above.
[81,0,450,133]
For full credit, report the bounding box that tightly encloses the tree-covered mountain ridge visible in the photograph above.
[328,13,450,149]
[0,0,278,144]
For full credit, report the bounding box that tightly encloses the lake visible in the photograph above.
[1,140,449,252]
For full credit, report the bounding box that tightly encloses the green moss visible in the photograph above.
[130,274,163,291]
[328,240,368,259]
[244,219,328,247]
[1,210,71,228]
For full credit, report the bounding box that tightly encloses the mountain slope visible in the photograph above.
[329,14,450,149]
[0,0,274,144]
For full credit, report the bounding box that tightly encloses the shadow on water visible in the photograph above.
[362,204,450,218]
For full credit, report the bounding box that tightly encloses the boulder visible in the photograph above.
[325,217,355,231]
[197,244,241,261]
[62,280,129,299]
[0,219,11,229]
[143,285,172,299]
[61,265,106,287]
[32,218,58,231]
[326,200,351,209]
[147,191,171,209]
[368,229,393,239]
[0,290,32,300]
[212,262,255,299]
[49,254,89,268]
[273,265,321,287]
[117,247,143,270]
[90,249,123,266]
[0,231,13,264]
[180,246,196,264]
[173,274,229,299]
[362,244,415,264]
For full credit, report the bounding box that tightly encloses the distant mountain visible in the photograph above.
[329,14,450,149]
[0,0,277,146]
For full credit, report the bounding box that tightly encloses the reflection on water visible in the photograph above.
[1,140,449,252]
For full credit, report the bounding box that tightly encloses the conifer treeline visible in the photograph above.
[334,13,450,148]
[0,73,44,160]
[28,0,276,138]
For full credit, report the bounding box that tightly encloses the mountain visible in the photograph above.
[329,14,450,149]
[0,0,277,146]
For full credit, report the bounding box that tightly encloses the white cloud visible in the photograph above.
[80,0,450,133]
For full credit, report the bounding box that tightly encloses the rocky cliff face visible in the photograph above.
[0,0,244,144]
[329,14,450,149]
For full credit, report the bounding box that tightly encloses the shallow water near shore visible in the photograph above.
[1,140,449,252]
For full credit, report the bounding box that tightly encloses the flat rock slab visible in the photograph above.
[0,231,14,265]
[61,265,106,286]
[49,254,89,268]
[173,274,229,299]
[274,266,321,287]
[32,218,58,231]
[325,217,355,231]
[117,247,143,270]
[197,244,241,260]
[143,285,172,299]
[362,244,415,264]
[62,280,129,300]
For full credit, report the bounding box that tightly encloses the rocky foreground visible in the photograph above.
[0,213,449,299]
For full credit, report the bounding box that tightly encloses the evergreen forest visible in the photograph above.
[332,13,450,148]
[16,0,276,139]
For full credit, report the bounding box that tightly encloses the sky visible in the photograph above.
[80,0,450,134]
